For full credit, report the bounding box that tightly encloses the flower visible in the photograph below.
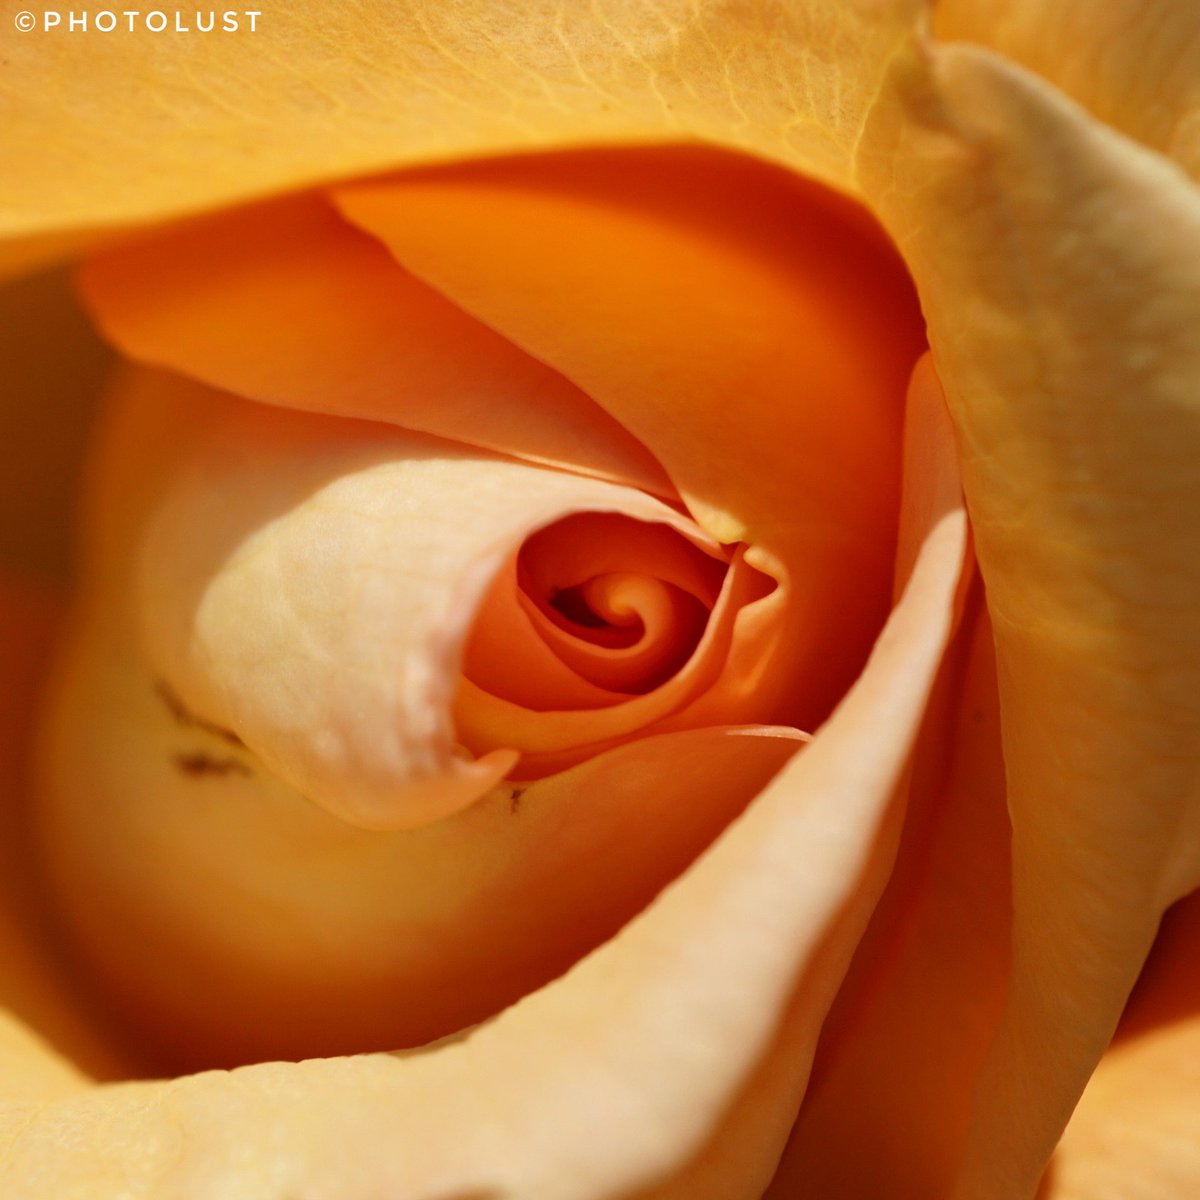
[1,2,1198,1199]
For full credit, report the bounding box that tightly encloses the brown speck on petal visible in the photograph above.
[172,752,251,779]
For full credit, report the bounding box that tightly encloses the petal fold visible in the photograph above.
[77,196,672,496]
[766,588,1009,1199]
[0,579,127,1086]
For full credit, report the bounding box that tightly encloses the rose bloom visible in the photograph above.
[1,0,1199,1197]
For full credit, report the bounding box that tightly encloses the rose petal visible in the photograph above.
[37,365,808,1069]
[41,620,802,1069]
[766,588,1010,1198]
[98,369,727,830]
[0,578,125,1088]
[76,195,673,497]
[455,547,774,774]
[935,0,1200,176]
[0,1,922,275]
[334,146,925,731]
[1041,890,1200,1199]
[0,271,111,578]
[464,514,732,710]
[860,36,1200,1200]
[3,347,970,1199]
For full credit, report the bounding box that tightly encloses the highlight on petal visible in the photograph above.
[8,350,970,1200]
[0,0,923,275]
[859,32,1200,1200]
[935,0,1200,176]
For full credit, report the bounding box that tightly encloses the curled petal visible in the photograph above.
[35,354,803,1064]
[335,146,925,732]
[456,542,777,775]
[7,344,971,1200]
[767,589,1009,1199]
[132,377,727,830]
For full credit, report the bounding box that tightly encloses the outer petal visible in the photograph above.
[935,0,1200,177]
[859,36,1200,1200]
[1,349,970,1200]
[0,0,922,274]
[1041,890,1200,1199]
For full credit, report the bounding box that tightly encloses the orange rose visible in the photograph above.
[1,2,1198,1198]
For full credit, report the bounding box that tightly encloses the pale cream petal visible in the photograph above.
[73,368,723,832]
[0,579,126,1086]
[0,0,923,274]
[34,365,809,1069]
[859,36,1200,1200]
[41,601,801,1069]
[935,0,1200,177]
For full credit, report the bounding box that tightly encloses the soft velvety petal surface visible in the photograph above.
[935,0,1200,177]
[336,146,926,733]
[859,36,1200,1200]
[0,0,922,273]
[3,350,969,1200]
[0,579,124,1088]
[76,195,672,496]
[1040,889,1200,1199]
